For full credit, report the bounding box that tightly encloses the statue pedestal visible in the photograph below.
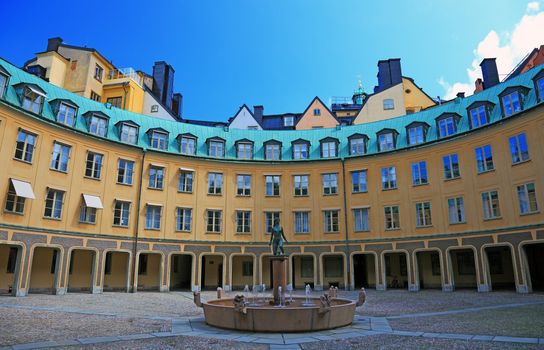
[271,255,288,305]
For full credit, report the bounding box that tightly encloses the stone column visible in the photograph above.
[271,256,288,305]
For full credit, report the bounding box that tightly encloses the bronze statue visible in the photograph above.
[269,219,288,256]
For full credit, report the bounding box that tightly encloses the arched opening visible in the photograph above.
[170,254,193,291]
[136,253,161,291]
[485,246,515,291]
[67,249,96,293]
[450,249,477,290]
[291,255,315,289]
[322,254,345,289]
[103,251,130,292]
[524,243,544,292]
[353,253,376,289]
[200,255,224,290]
[231,255,254,290]
[29,247,60,294]
[416,251,442,289]
[384,252,409,289]
[0,244,21,296]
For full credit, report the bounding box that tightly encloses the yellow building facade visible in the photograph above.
[1,58,544,297]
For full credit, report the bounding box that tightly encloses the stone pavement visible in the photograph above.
[1,301,544,349]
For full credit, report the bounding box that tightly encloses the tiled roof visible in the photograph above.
[0,57,542,162]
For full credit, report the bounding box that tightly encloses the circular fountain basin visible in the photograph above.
[201,297,356,332]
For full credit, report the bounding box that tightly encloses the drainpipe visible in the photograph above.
[131,149,146,292]
[341,158,351,290]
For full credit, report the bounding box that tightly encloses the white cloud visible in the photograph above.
[439,1,544,99]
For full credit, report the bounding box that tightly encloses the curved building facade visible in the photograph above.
[1,58,544,296]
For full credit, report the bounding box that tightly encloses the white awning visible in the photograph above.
[27,85,47,97]
[179,167,195,172]
[83,194,103,209]
[11,179,35,199]
[146,202,163,207]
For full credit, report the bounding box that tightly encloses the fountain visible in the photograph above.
[192,223,366,332]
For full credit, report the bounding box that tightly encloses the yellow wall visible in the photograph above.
[353,83,406,124]
[33,51,68,87]
[0,245,16,291]
[402,78,436,113]
[296,98,338,130]
[137,253,161,290]
[103,251,129,290]
[29,247,57,292]
[67,249,95,290]
[231,255,254,289]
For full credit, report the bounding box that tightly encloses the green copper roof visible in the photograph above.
[0,57,543,162]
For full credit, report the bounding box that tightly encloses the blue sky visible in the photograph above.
[0,0,542,121]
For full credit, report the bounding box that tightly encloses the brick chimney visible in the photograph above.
[474,78,484,93]
[47,37,63,52]
[253,105,264,125]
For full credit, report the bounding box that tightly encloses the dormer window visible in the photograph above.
[284,115,294,127]
[118,122,139,144]
[148,129,169,150]
[207,137,225,157]
[313,108,321,116]
[467,102,493,129]
[57,102,77,127]
[377,129,398,152]
[178,134,197,155]
[292,139,310,160]
[499,86,529,118]
[406,122,429,145]
[264,140,281,160]
[348,134,368,155]
[21,85,46,114]
[535,74,544,102]
[236,139,254,159]
[85,112,109,137]
[0,66,10,99]
[320,137,339,158]
[436,113,460,138]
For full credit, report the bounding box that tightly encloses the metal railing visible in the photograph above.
[107,67,143,86]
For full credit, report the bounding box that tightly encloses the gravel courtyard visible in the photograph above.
[0,289,543,349]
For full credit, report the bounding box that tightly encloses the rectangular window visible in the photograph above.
[242,261,253,276]
[22,87,45,114]
[57,103,76,126]
[90,91,101,102]
[208,172,223,195]
[517,183,538,214]
[209,141,224,157]
[113,200,130,227]
[351,170,367,193]
[237,175,251,196]
[384,206,400,230]
[89,115,108,137]
[178,171,193,193]
[509,133,530,164]
[265,212,281,234]
[148,166,164,190]
[0,73,8,99]
[502,92,522,117]
[106,96,122,108]
[324,210,339,233]
[265,143,281,160]
[475,145,494,173]
[293,143,308,160]
[313,108,321,116]
[180,137,196,155]
[294,175,309,196]
[443,154,460,180]
[350,138,366,155]
[44,189,64,219]
[415,202,432,227]
[411,161,428,185]
[120,124,138,144]
[321,142,336,158]
[408,126,424,145]
[50,142,71,172]
[383,99,394,110]
[14,129,37,163]
[381,166,397,190]
[237,143,253,159]
[236,211,251,233]
[176,207,192,232]
[79,203,97,224]
[206,210,222,233]
[145,205,161,230]
[447,197,465,224]
[438,117,456,138]
[284,116,294,127]
[537,77,544,101]
[265,175,280,196]
[5,182,25,214]
[353,208,369,232]
[150,132,168,150]
[482,190,501,219]
[85,152,103,179]
[322,173,338,195]
[117,159,134,185]
[470,105,488,128]
[94,64,103,81]
[294,211,310,234]
[378,133,394,151]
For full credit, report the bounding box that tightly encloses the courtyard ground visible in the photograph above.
[0,289,543,349]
